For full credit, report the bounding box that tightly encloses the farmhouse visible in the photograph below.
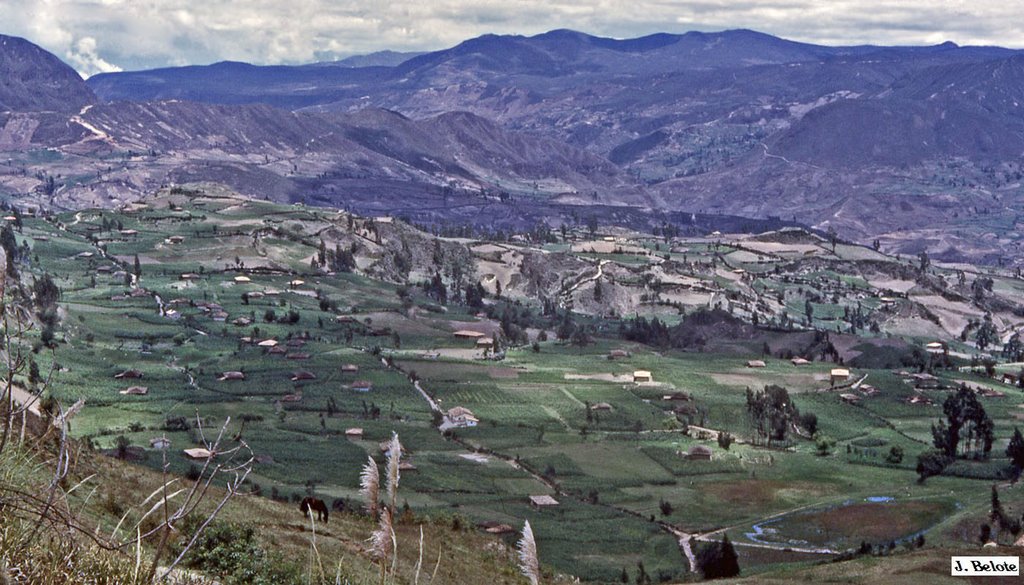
[166,235,185,244]
[114,369,143,379]
[529,495,559,508]
[590,402,613,411]
[149,437,171,449]
[286,352,311,360]
[257,339,278,347]
[341,364,359,373]
[839,393,862,404]
[233,275,251,283]
[268,346,287,355]
[232,317,252,326]
[633,370,653,383]
[289,279,305,287]
[398,461,418,472]
[179,273,201,280]
[791,357,810,366]
[291,370,317,381]
[446,406,479,428]
[280,391,303,403]
[183,448,214,460]
[352,380,373,392]
[120,386,148,395]
[454,330,486,339]
[219,371,245,381]
[608,349,631,359]
[830,368,851,384]
[747,360,767,368]
[926,341,946,354]
[345,428,364,439]
[685,445,713,461]
[1002,373,1019,385]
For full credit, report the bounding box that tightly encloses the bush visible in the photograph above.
[174,520,304,585]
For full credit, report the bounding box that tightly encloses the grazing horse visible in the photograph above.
[299,497,329,523]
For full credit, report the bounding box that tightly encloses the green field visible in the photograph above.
[11,187,1024,583]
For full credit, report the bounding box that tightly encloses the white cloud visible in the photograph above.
[1,0,1023,75]
[65,36,122,77]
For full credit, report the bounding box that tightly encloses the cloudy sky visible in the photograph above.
[3,0,1023,77]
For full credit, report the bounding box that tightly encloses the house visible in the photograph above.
[830,368,851,384]
[150,437,171,450]
[791,357,810,366]
[165,309,181,320]
[352,380,373,392]
[839,393,862,404]
[746,360,767,368]
[183,448,214,460]
[336,315,355,323]
[341,364,359,373]
[608,349,631,359]
[906,395,933,406]
[446,406,479,428]
[1002,373,1019,385]
[232,317,252,326]
[476,337,494,348]
[289,279,305,287]
[120,229,138,236]
[454,330,486,339]
[120,386,148,395]
[286,352,311,360]
[860,385,879,396]
[179,273,201,280]
[247,291,264,299]
[926,341,946,354]
[633,370,653,383]
[529,495,559,508]
[685,445,713,461]
[166,235,185,244]
[398,461,418,472]
[344,428,364,439]
[233,275,252,283]
[114,369,143,379]
[590,402,613,411]
[268,346,287,355]
[291,370,317,381]
[219,371,245,381]
[211,311,229,322]
[287,338,306,348]
[280,392,303,403]
[257,339,278,347]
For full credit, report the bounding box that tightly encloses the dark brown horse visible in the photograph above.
[299,497,329,523]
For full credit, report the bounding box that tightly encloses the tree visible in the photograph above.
[886,445,904,464]
[696,535,740,579]
[745,385,799,446]
[133,254,142,278]
[814,433,836,456]
[1007,427,1024,475]
[976,317,997,352]
[916,449,950,483]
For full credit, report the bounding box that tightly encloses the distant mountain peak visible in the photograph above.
[0,33,96,112]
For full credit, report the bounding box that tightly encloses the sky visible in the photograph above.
[2,0,1023,77]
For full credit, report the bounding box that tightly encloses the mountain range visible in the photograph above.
[3,29,1024,264]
